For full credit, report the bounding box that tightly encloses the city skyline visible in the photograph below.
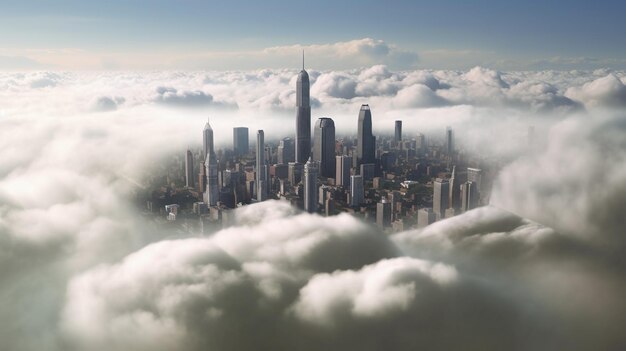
[1,3,626,350]
[184,60,489,229]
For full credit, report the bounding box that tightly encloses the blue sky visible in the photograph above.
[0,0,625,70]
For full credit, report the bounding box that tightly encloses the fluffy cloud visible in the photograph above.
[58,204,524,351]
[565,74,626,108]
[0,66,626,351]
[174,38,419,71]
[90,96,125,112]
[491,112,626,242]
[153,86,214,107]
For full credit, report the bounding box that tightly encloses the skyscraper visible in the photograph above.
[417,208,436,228]
[461,181,478,212]
[277,137,295,164]
[445,126,454,155]
[335,155,351,187]
[205,151,219,206]
[203,117,214,160]
[357,104,375,166]
[449,165,460,210]
[288,162,304,185]
[198,161,207,194]
[304,157,318,213]
[350,175,364,207]
[185,149,194,188]
[360,163,375,181]
[395,120,402,142]
[295,54,311,163]
[313,117,336,178]
[376,198,392,228]
[233,127,249,156]
[433,178,449,220]
[416,133,427,153]
[256,130,267,201]
[467,167,482,194]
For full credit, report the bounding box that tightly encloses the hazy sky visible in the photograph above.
[1,0,626,70]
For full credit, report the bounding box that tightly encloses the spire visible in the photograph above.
[302,49,305,70]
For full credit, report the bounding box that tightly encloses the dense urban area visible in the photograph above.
[138,61,513,234]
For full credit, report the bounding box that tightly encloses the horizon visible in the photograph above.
[2,1,626,71]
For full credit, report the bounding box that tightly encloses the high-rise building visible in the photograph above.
[198,161,207,194]
[357,104,375,166]
[449,165,461,210]
[360,163,375,181]
[445,126,454,155]
[203,117,214,160]
[256,130,267,201]
[185,149,194,188]
[233,127,249,156]
[390,190,401,220]
[304,158,318,213]
[288,162,304,185]
[313,117,336,178]
[277,137,295,164]
[350,175,364,207]
[433,178,449,220]
[416,133,427,153]
[461,181,479,212]
[295,55,311,163]
[395,120,402,142]
[205,151,219,206]
[335,155,351,187]
[467,167,482,192]
[417,208,436,228]
[376,198,392,228]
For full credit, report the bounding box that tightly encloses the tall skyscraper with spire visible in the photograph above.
[203,117,214,160]
[357,104,375,167]
[313,117,336,178]
[295,52,311,164]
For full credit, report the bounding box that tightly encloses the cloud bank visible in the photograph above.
[0,66,625,350]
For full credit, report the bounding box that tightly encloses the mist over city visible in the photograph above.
[1,1,626,350]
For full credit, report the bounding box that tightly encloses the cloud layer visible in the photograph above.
[0,66,625,350]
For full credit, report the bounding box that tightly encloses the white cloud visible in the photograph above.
[0,65,625,350]
[565,74,626,108]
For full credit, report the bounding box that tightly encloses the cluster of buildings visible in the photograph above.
[148,61,494,232]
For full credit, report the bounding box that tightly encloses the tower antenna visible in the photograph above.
[302,49,305,70]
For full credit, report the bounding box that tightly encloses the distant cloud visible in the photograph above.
[169,38,419,71]
[0,55,44,70]
[154,86,214,106]
[90,96,125,112]
[27,72,61,88]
